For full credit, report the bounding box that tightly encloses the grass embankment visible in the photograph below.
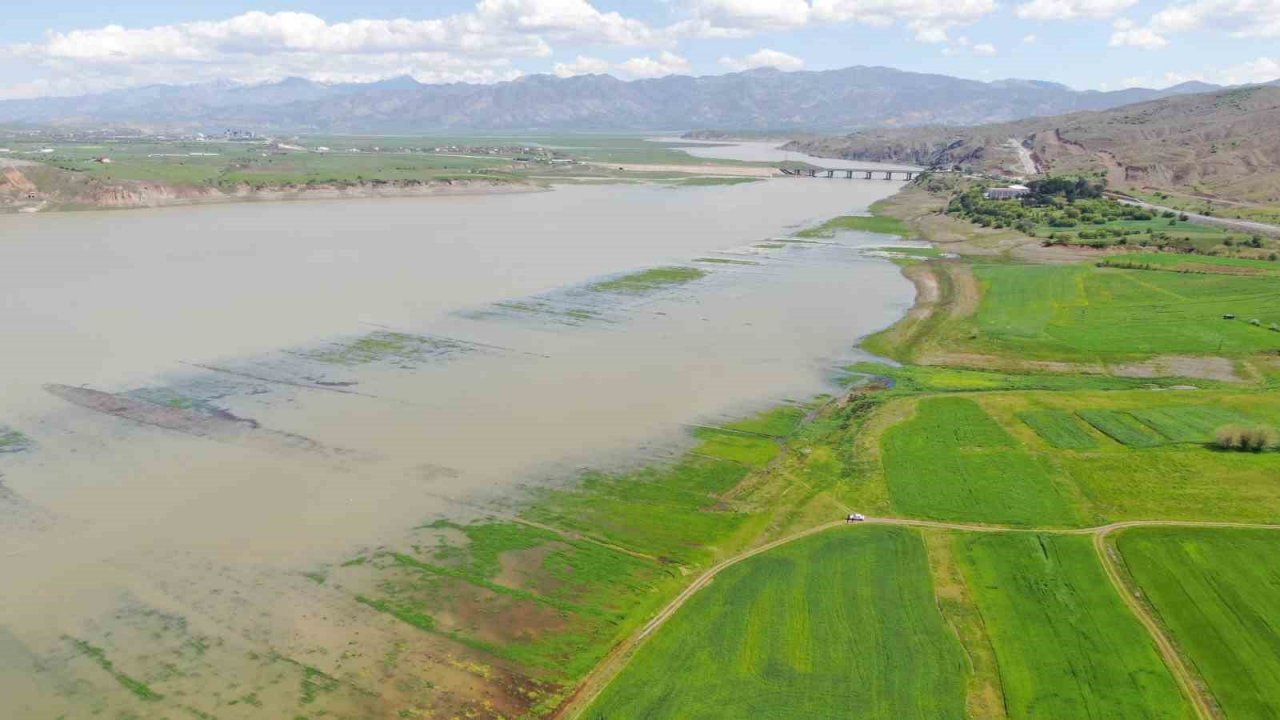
[587,527,968,719]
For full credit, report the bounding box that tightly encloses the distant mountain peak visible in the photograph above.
[0,65,1239,133]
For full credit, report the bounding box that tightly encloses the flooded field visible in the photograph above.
[0,175,917,717]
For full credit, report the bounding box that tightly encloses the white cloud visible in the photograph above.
[1125,56,1280,87]
[552,54,610,76]
[1105,0,1280,53]
[682,0,812,35]
[617,51,691,78]
[3,2,670,96]
[972,42,997,55]
[1109,17,1169,48]
[677,0,996,43]
[719,47,805,70]
[1015,0,1136,20]
[1022,33,1038,42]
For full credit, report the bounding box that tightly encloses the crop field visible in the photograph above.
[962,264,1280,361]
[880,397,1078,525]
[1017,410,1100,449]
[1126,405,1253,443]
[1077,409,1168,448]
[587,527,967,719]
[874,391,1280,523]
[956,533,1191,719]
[1116,528,1280,719]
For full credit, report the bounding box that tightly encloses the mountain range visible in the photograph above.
[0,66,1237,133]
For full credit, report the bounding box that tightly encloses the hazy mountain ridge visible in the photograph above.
[0,67,1224,132]
[785,84,1280,204]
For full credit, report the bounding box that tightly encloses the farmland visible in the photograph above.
[955,533,1191,719]
[1116,528,1280,719]
[880,397,1078,526]
[586,527,967,719]
[569,187,1280,720]
[958,263,1280,362]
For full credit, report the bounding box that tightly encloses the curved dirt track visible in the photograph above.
[559,516,1280,719]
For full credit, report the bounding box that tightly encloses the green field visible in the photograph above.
[1018,410,1100,449]
[1117,528,1280,719]
[956,533,1191,719]
[881,398,1078,525]
[1127,405,1253,443]
[587,527,967,719]
[964,264,1280,361]
[1077,409,1168,448]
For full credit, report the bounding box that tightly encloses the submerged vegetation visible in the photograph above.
[795,214,911,239]
[589,266,708,294]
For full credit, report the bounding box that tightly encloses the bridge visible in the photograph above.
[779,167,918,181]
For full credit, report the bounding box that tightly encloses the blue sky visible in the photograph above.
[0,0,1276,98]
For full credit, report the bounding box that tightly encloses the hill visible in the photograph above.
[0,66,1219,133]
[786,85,1280,206]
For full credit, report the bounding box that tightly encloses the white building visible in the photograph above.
[984,184,1031,200]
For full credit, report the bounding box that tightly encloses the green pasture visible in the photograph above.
[956,533,1191,719]
[1117,528,1280,719]
[880,397,1078,526]
[964,264,1280,361]
[587,527,967,720]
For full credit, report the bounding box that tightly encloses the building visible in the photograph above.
[984,184,1031,200]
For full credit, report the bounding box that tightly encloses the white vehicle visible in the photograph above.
[846,513,866,523]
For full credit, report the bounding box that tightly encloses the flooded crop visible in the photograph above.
[0,177,913,718]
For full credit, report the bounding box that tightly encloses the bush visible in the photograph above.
[1214,425,1279,452]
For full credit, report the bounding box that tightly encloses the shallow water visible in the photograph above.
[0,173,917,716]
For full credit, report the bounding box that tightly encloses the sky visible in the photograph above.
[0,0,1276,99]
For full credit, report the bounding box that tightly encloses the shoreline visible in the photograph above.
[1,175,544,215]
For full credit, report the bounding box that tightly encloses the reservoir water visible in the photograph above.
[0,161,917,717]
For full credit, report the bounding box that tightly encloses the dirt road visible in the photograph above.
[559,516,1279,719]
[1111,194,1280,238]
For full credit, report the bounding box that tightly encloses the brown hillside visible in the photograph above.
[787,85,1280,205]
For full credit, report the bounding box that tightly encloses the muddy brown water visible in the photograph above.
[0,175,919,716]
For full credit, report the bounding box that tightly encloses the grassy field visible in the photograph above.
[587,527,967,719]
[1116,528,1280,719]
[956,533,1191,719]
[962,264,1280,361]
[880,397,1079,526]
